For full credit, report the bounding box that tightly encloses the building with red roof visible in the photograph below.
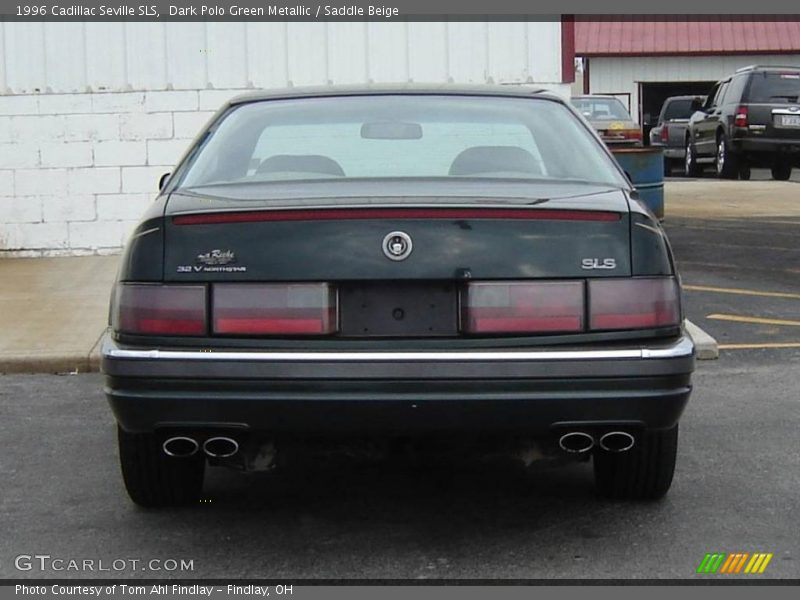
[575,17,800,127]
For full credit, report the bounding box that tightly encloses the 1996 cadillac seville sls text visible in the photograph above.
[102,86,695,506]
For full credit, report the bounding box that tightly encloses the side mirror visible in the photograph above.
[158,172,171,191]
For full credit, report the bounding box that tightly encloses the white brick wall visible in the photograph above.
[0,88,246,254]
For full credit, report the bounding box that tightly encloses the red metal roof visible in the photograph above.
[576,17,800,57]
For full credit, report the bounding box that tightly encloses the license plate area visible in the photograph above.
[775,114,800,128]
[339,282,458,337]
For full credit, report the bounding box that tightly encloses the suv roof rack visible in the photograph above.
[735,64,800,73]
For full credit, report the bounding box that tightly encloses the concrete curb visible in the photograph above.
[0,353,95,375]
[685,319,720,360]
[0,329,107,375]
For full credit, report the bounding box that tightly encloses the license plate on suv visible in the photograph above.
[776,114,800,127]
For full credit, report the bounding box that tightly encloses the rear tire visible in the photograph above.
[684,140,701,177]
[715,134,738,179]
[593,425,678,500]
[738,162,751,181]
[771,162,792,181]
[118,427,205,507]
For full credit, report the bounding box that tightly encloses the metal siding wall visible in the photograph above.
[367,22,410,83]
[0,21,562,94]
[327,23,368,84]
[125,23,168,90]
[408,23,448,82]
[206,23,249,88]
[165,23,207,89]
[528,21,562,84]
[86,22,127,91]
[447,22,489,83]
[44,23,87,92]
[286,22,327,86]
[3,23,47,92]
[246,23,289,88]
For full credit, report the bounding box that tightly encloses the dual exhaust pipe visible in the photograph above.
[162,436,239,458]
[558,431,635,454]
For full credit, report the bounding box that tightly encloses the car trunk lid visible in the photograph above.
[162,181,632,282]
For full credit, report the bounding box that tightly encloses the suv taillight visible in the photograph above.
[734,105,749,127]
[212,283,337,335]
[660,125,669,143]
[589,278,680,330]
[112,284,207,335]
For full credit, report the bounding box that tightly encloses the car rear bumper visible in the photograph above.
[102,334,695,435]
[648,142,684,158]
[732,136,800,157]
[663,147,686,159]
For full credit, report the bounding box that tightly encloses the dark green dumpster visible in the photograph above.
[611,147,665,219]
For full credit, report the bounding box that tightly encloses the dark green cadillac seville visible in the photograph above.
[101,85,695,507]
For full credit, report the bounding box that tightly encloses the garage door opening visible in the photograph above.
[640,81,716,145]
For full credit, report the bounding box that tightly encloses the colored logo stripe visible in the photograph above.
[745,553,773,574]
[697,553,773,574]
[697,553,726,573]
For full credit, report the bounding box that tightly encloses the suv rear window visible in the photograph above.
[745,71,800,103]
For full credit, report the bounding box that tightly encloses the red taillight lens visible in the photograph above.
[622,128,643,141]
[462,281,585,334]
[734,106,749,127]
[660,125,669,143]
[113,284,207,335]
[589,278,680,331]
[213,283,337,335]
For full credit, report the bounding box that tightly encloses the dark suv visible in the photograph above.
[685,65,800,180]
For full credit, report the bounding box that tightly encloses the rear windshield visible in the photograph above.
[745,71,800,103]
[570,97,632,121]
[661,99,695,121]
[175,95,626,192]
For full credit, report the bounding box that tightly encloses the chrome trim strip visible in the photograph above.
[131,227,160,239]
[104,336,694,363]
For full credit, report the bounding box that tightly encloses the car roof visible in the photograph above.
[735,64,800,74]
[663,95,702,101]
[225,83,558,107]
[570,95,622,101]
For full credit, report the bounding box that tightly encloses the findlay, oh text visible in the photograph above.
[15,585,292,596]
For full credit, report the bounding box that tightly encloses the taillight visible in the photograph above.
[112,284,207,336]
[213,283,337,335]
[660,125,669,143]
[462,281,585,334]
[622,128,643,142]
[589,278,680,331]
[734,106,749,127]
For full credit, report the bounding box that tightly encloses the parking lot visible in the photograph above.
[1,176,799,580]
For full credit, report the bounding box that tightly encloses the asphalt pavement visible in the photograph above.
[0,356,798,580]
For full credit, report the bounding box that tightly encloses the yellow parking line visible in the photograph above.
[707,314,800,327]
[719,342,800,350]
[684,285,800,300]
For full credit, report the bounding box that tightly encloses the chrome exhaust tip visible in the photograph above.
[599,431,635,453]
[558,432,595,454]
[162,436,199,458]
[203,436,239,458]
